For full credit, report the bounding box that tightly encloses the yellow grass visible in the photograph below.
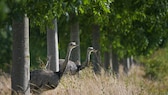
[0,70,11,95]
[0,65,168,95]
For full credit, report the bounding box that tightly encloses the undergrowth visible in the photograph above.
[0,65,168,95]
[139,46,168,81]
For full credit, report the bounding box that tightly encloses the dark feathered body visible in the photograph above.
[30,42,77,93]
[30,69,62,92]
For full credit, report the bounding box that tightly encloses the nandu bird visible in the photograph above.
[30,42,78,93]
[59,47,97,75]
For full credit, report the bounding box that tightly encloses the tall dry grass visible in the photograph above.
[42,65,147,95]
[0,65,168,95]
[0,70,11,95]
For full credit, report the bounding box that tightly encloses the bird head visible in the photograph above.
[69,42,78,49]
[87,47,97,53]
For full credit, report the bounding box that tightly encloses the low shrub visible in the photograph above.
[143,59,168,80]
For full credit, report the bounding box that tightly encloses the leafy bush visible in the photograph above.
[139,42,168,81]
[143,59,168,80]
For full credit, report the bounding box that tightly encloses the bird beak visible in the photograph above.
[93,49,98,53]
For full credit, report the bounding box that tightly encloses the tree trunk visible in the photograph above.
[104,51,110,72]
[112,52,119,78]
[123,57,131,75]
[11,14,30,95]
[92,24,101,74]
[130,56,134,66]
[47,18,59,72]
[70,14,81,64]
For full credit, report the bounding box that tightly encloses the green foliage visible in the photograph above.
[144,59,168,80]
[29,27,47,69]
[26,0,65,32]
[78,0,112,25]
[101,0,168,58]
[140,43,168,80]
[0,0,168,72]
[0,28,12,72]
[0,0,9,24]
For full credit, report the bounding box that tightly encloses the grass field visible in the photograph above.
[1,64,168,95]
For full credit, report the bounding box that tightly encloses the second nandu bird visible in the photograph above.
[30,42,78,93]
[59,47,97,75]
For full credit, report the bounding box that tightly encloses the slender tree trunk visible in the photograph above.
[123,57,131,75]
[11,14,30,95]
[112,51,119,78]
[70,14,81,64]
[130,56,134,66]
[104,51,110,72]
[47,18,59,72]
[92,24,101,74]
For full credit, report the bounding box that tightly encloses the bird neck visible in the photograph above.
[84,51,91,66]
[61,47,72,73]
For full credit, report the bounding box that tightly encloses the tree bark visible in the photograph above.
[104,51,110,71]
[112,52,119,78]
[47,18,59,72]
[70,14,81,64]
[123,57,131,75]
[92,24,101,74]
[11,14,30,95]
[130,56,134,66]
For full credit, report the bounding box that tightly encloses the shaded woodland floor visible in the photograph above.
[0,65,168,95]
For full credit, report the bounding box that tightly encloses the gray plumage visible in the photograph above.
[30,42,77,93]
[45,59,79,75]
[59,59,78,75]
